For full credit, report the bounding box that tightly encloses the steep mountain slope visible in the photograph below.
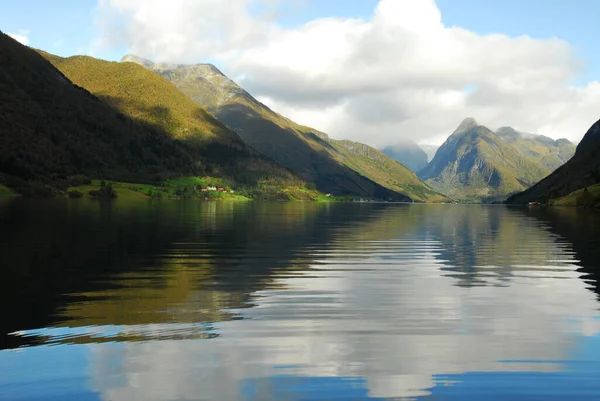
[419,118,550,202]
[495,127,575,171]
[507,118,600,204]
[0,31,320,199]
[46,54,240,146]
[0,31,195,186]
[34,49,328,198]
[381,141,428,173]
[420,144,440,163]
[328,140,447,203]
[122,55,446,202]
[550,184,600,208]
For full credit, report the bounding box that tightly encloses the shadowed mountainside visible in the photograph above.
[122,55,447,203]
[0,31,193,186]
[0,30,321,199]
[38,50,326,198]
[507,118,600,204]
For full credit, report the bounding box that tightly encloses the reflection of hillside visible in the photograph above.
[4,200,589,350]
[524,207,600,298]
[0,198,190,348]
[315,204,578,289]
[1,199,400,348]
[52,203,419,334]
[85,205,600,401]
[419,205,576,287]
[46,203,586,338]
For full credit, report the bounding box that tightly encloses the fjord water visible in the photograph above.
[1,200,600,400]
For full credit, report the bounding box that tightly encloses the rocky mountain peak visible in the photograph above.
[454,117,478,134]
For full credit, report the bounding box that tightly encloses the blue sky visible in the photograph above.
[2,0,598,84]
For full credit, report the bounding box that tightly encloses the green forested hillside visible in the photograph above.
[0,31,192,187]
[44,53,240,145]
[123,55,446,202]
[0,31,325,200]
[419,118,551,202]
[550,184,600,208]
[507,118,600,205]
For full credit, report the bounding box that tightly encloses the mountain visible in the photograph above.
[419,118,551,202]
[0,31,189,187]
[122,55,446,203]
[327,139,447,202]
[38,52,335,199]
[495,127,575,171]
[381,141,428,173]
[420,145,440,163]
[507,118,600,205]
[0,31,317,199]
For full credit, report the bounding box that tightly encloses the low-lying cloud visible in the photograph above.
[95,0,600,146]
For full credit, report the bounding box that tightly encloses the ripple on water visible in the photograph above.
[1,202,600,400]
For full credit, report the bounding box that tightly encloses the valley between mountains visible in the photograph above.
[1,30,599,206]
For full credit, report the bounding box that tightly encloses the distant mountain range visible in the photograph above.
[495,126,575,171]
[380,125,575,203]
[381,141,429,173]
[122,55,446,202]
[0,30,583,204]
[507,118,600,205]
[418,118,575,202]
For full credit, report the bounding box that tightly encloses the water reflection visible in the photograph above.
[1,200,600,400]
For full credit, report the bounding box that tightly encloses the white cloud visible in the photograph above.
[95,0,600,146]
[7,32,29,46]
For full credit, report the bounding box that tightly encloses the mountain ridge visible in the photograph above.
[419,118,552,202]
[494,126,575,171]
[0,31,197,187]
[507,118,600,204]
[0,31,329,200]
[123,54,447,202]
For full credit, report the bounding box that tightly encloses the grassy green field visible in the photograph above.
[68,179,251,201]
[65,178,350,202]
[550,184,600,208]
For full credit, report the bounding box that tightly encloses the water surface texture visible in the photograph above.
[1,200,600,400]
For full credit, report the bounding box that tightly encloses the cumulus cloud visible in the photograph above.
[95,0,600,146]
[7,32,29,45]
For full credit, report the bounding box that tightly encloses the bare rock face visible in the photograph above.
[121,55,248,110]
[418,119,550,202]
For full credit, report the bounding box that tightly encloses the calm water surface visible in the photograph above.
[1,199,600,400]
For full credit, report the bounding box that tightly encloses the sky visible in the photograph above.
[2,0,600,146]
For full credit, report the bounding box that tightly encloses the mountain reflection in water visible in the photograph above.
[1,199,600,400]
